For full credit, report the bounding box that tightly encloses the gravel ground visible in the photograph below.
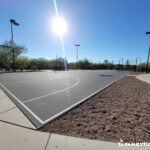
[129,71,145,75]
[40,76,150,143]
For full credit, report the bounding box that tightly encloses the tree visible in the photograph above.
[68,62,76,69]
[15,57,29,70]
[54,57,67,70]
[137,63,149,72]
[0,41,27,69]
[78,59,91,69]
[0,46,12,69]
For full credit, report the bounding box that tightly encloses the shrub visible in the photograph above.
[19,66,24,72]
[5,65,11,71]
[137,63,150,72]
[31,65,37,71]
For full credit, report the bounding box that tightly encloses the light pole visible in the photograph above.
[145,32,150,73]
[121,58,123,70]
[121,58,123,65]
[146,47,150,72]
[75,44,80,69]
[135,57,141,72]
[10,19,19,72]
[118,59,121,70]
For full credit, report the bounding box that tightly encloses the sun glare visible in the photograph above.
[52,17,67,36]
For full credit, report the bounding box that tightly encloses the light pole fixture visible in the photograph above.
[75,44,80,69]
[146,32,150,35]
[10,19,19,72]
[145,32,150,73]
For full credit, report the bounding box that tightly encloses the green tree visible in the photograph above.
[54,57,67,70]
[78,59,91,69]
[0,41,27,69]
[68,62,76,69]
[15,57,29,70]
[137,63,150,72]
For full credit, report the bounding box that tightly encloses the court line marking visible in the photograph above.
[0,82,44,124]
[23,77,79,103]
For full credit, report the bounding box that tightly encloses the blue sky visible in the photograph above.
[0,0,150,64]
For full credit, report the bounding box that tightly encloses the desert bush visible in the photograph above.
[19,66,24,71]
[137,63,146,72]
[137,63,150,72]
[5,65,11,71]
[78,59,91,69]
[31,65,37,71]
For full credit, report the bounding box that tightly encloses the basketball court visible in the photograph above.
[0,70,128,128]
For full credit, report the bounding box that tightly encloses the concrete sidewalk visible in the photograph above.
[136,74,150,84]
[0,107,35,128]
[0,89,36,129]
[1,121,149,150]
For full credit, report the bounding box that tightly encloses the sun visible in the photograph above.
[52,17,67,36]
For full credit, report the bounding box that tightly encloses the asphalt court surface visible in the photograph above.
[0,70,128,128]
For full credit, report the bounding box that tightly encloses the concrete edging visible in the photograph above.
[136,74,150,84]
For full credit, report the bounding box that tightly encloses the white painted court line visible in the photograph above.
[0,83,44,124]
[23,77,79,103]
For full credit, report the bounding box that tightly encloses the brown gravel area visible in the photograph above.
[40,76,150,143]
[129,71,145,75]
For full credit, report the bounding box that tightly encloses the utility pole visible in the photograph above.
[146,47,150,73]
[135,57,138,72]
[121,58,123,70]
[75,44,80,69]
[145,32,150,73]
[119,60,120,70]
[10,19,19,72]
[121,58,123,65]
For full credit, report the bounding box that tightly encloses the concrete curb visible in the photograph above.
[136,74,150,84]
